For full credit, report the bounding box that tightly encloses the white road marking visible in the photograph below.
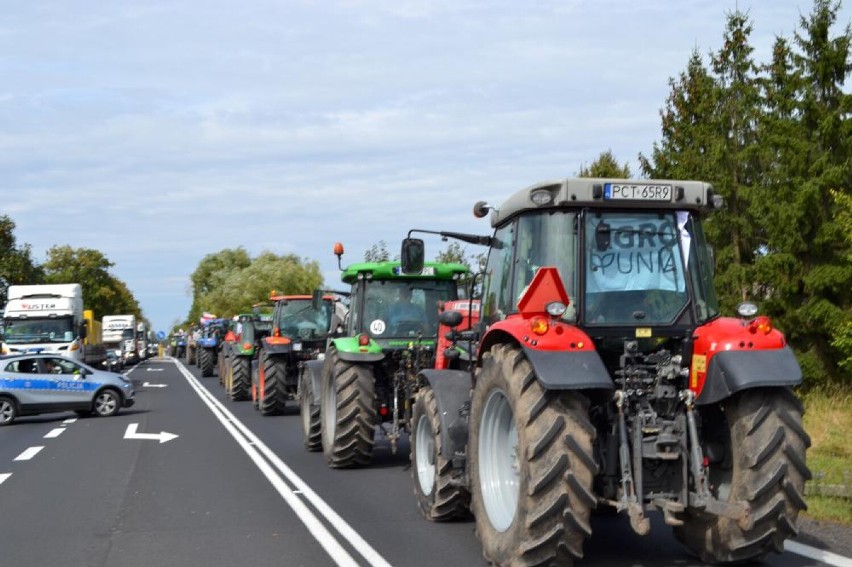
[44,428,65,439]
[0,473,11,485]
[785,540,852,567]
[142,382,167,388]
[176,361,392,567]
[14,446,44,461]
[123,423,179,444]
[62,418,77,425]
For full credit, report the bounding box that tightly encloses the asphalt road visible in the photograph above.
[1,357,849,567]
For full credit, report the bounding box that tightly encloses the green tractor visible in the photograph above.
[222,312,273,401]
[300,243,469,466]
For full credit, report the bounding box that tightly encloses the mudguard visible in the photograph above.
[262,341,295,356]
[522,348,614,390]
[303,359,324,403]
[337,350,384,363]
[695,346,802,405]
[419,369,472,461]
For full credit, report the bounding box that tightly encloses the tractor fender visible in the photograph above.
[695,346,802,405]
[522,348,614,390]
[479,320,612,391]
[418,369,472,461]
[303,359,325,402]
[262,342,294,356]
[336,350,385,363]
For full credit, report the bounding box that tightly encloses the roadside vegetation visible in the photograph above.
[802,386,852,524]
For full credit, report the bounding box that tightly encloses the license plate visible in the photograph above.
[604,183,672,201]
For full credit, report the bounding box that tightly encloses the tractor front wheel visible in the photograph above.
[320,348,375,468]
[674,387,811,563]
[411,386,469,520]
[469,343,596,567]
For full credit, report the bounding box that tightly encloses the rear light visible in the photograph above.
[358,334,370,347]
[242,342,252,350]
[748,316,773,335]
[530,316,549,335]
[379,404,389,416]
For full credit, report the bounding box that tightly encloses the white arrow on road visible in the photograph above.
[142,382,168,388]
[124,423,179,444]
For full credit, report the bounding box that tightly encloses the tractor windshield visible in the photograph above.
[276,299,333,340]
[582,210,719,325]
[354,279,458,339]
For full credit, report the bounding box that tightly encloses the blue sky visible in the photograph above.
[3,0,850,334]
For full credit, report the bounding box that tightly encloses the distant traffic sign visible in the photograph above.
[157,330,166,340]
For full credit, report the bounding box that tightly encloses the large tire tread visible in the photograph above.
[229,356,251,401]
[675,387,811,564]
[322,350,375,468]
[411,386,470,521]
[470,343,596,567]
[260,354,288,415]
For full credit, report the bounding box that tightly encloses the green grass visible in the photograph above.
[799,386,852,524]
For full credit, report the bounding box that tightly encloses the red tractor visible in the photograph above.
[403,178,810,565]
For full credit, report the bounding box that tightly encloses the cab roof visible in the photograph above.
[489,177,718,227]
[340,261,469,284]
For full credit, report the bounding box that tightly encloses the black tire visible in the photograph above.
[300,368,321,451]
[411,386,470,520]
[469,343,596,567]
[259,353,288,415]
[218,350,227,385]
[199,348,214,377]
[320,348,376,468]
[93,389,122,417]
[0,396,18,425]
[229,356,252,401]
[674,388,811,563]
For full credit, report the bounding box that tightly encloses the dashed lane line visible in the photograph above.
[44,428,65,439]
[14,446,44,461]
[0,473,10,485]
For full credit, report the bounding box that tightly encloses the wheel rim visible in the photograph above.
[0,400,13,423]
[322,373,337,448]
[95,392,118,416]
[478,388,518,532]
[415,413,436,496]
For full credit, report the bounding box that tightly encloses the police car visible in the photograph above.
[0,353,135,425]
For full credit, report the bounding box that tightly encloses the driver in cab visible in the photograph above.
[388,287,425,331]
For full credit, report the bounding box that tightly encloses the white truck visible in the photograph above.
[136,322,149,361]
[102,314,139,365]
[1,283,106,365]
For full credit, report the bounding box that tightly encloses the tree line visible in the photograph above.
[0,215,143,322]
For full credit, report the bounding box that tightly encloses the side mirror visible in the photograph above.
[312,289,324,311]
[439,310,463,329]
[400,238,425,274]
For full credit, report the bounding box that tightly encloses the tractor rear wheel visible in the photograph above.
[321,348,375,468]
[199,348,214,377]
[259,353,288,415]
[411,386,469,520]
[469,344,596,567]
[300,369,321,451]
[674,387,811,563]
[229,356,251,401]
